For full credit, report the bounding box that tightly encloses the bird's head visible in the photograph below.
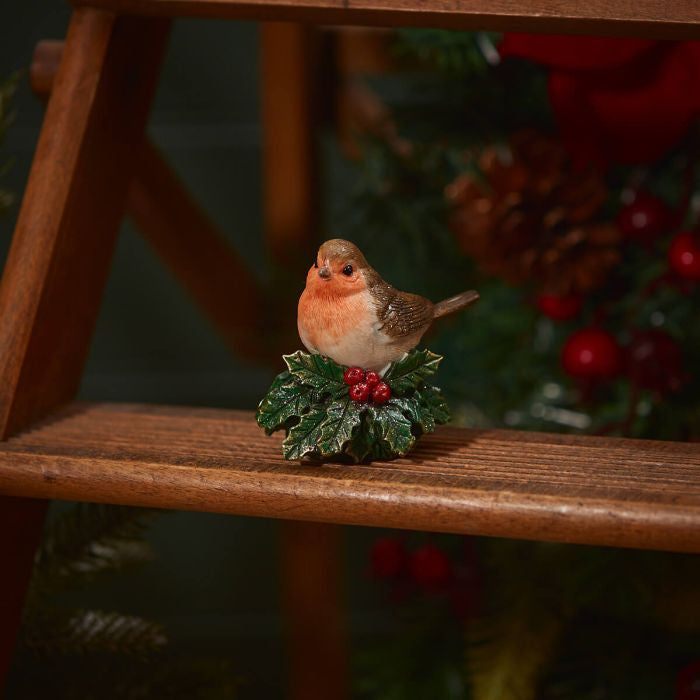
[305,239,370,296]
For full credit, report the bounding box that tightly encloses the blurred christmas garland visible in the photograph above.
[330,30,700,699]
[333,29,700,440]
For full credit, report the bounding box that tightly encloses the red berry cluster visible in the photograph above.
[369,536,481,619]
[343,367,392,404]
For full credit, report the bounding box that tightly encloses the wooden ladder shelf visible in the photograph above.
[0,403,699,552]
[1,0,700,694]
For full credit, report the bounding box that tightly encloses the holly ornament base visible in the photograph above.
[255,349,450,462]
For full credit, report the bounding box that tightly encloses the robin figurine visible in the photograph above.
[298,239,479,372]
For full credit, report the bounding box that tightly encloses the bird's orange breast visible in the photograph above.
[298,284,372,354]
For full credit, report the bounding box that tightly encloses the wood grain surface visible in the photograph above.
[0,403,698,552]
[0,10,170,439]
[71,0,700,39]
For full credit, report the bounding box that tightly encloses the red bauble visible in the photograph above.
[616,192,671,242]
[669,232,700,281]
[676,660,700,700]
[370,537,406,579]
[344,366,365,385]
[561,328,622,379]
[409,544,452,590]
[349,382,370,402]
[371,382,392,405]
[627,329,684,394]
[365,371,381,388]
[536,293,583,321]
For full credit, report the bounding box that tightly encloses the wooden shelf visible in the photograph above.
[72,0,700,39]
[0,402,698,552]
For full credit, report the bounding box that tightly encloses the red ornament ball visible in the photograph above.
[669,232,700,281]
[370,537,406,579]
[365,370,381,388]
[349,382,371,402]
[371,382,392,405]
[627,329,684,394]
[616,191,671,242]
[561,328,622,379]
[344,366,365,386]
[409,544,452,590]
[536,293,583,321]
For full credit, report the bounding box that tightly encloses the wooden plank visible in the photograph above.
[127,141,274,364]
[71,0,700,39]
[0,403,698,553]
[281,521,348,700]
[0,9,171,439]
[260,23,319,266]
[29,41,273,366]
[0,11,169,687]
[259,25,346,698]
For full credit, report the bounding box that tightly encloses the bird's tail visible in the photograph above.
[433,290,479,319]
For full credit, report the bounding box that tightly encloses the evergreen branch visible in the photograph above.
[23,609,167,658]
[30,504,157,598]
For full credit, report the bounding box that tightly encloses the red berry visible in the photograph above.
[561,328,622,379]
[627,329,684,394]
[343,366,365,385]
[669,232,700,281]
[370,537,406,579]
[409,544,452,590]
[371,382,392,404]
[349,382,370,402]
[616,191,671,242]
[536,293,583,321]
[365,371,381,388]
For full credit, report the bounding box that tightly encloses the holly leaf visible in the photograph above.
[256,374,318,435]
[347,413,396,463]
[283,351,346,397]
[318,398,363,457]
[346,414,373,463]
[420,385,451,424]
[282,406,327,460]
[368,404,415,456]
[383,349,443,394]
[387,395,433,434]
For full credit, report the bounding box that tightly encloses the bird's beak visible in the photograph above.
[318,263,331,279]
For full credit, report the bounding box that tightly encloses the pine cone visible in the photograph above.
[446,130,620,295]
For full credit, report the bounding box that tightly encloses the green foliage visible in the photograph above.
[11,504,240,699]
[394,29,500,76]
[383,348,442,393]
[256,349,450,461]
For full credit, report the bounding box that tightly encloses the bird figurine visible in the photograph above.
[298,239,479,373]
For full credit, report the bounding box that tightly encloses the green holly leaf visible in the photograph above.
[383,349,443,394]
[318,398,363,457]
[282,406,327,460]
[420,385,451,424]
[256,374,318,435]
[283,351,346,397]
[368,404,415,456]
[346,414,373,463]
[347,413,396,463]
[387,395,433,433]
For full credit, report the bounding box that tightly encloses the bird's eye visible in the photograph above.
[342,264,353,276]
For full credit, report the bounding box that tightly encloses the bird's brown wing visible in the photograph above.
[376,288,434,339]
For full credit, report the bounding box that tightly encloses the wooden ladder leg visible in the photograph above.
[260,23,348,700]
[0,8,169,684]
